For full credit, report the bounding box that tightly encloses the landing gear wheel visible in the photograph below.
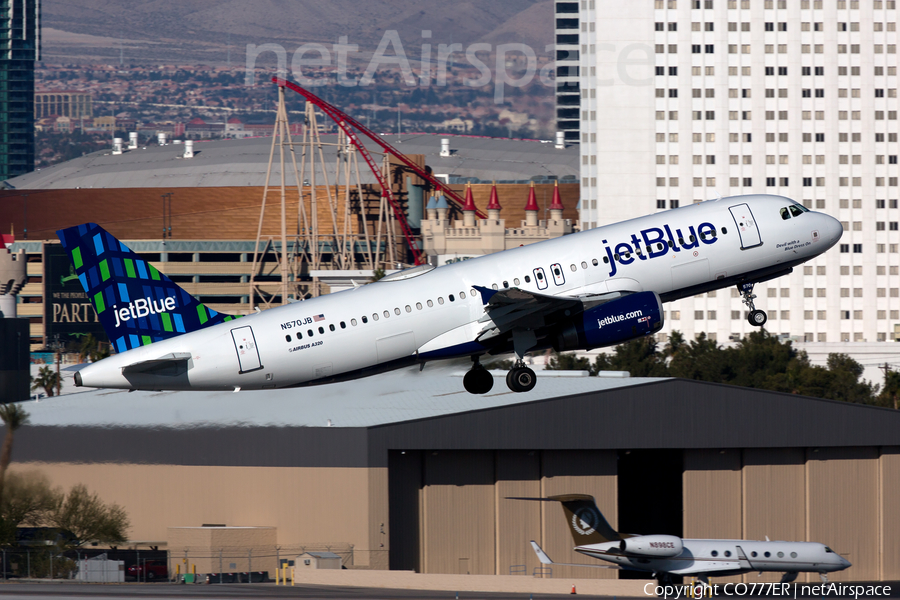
[463,365,494,394]
[748,309,767,327]
[506,366,537,393]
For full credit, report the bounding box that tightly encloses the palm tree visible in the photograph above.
[0,403,31,505]
[31,365,59,397]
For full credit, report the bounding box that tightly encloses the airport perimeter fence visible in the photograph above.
[0,546,169,580]
[170,544,390,583]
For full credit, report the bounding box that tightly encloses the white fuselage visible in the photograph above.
[577,539,850,577]
[76,194,843,390]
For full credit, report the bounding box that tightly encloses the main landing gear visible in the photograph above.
[506,359,537,393]
[739,282,768,327]
[463,357,494,394]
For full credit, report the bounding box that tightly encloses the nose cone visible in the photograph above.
[822,213,843,246]
[840,555,852,569]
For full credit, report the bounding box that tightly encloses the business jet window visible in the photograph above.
[790,552,797,558]
[319,326,325,334]
[329,324,335,331]
[764,551,771,557]
[751,551,758,557]
[427,300,434,307]
[340,321,346,329]
[405,305,412,313]
[285,335,291,342]
[777,552,784,558]
[789,205,804,217]
[351,318,358,326]
[416,303,422,310]
[711,550,718,557]
[724,550,731,557]
[361,316,368,324]
[825,547,834,553]
[780,207,792,220]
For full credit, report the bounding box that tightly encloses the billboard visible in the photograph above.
[43,243,108,348]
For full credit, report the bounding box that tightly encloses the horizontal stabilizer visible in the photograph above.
[121,352,192,376]
[528,541,618,569]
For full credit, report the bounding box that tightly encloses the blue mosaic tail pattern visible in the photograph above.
[57,223,240,353]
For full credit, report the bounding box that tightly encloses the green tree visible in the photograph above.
[78,334,110,363]
[879,366,900,409]
[546,352,592,371]
[594,337,669,377]
[48,484,130,547]
[0,403,30,506]
[31,366,60,397]
[0,471,58,545]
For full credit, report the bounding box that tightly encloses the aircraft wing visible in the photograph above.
[529,541,619,569]
[473,286,629,343]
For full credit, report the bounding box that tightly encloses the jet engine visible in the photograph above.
[619,534,684,558]
[555,291,664,351]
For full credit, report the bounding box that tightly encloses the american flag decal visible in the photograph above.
[313,314,325,322]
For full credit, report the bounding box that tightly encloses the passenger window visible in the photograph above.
[297,331,303,339]
[581,261,588,269]
[416,302,422,310]
[780,207,791,220]
[340,321,346,329]
[438,297,444,305]
[789,205,803,217]
[372,314,379,321]
[427,299,434,307]
[513,278,520,285]
[722,227,728,234]
[658,243,664,250]
[394,308,401,315]
[405,305,412,312]
[603,256,609,263]
[285,335,291,342]
[553,267,561,276]
[383,310,390,318]
[319,326,325,334]
[570,264,577,272]
[502,281,508,288]
[361,316,368,323]
[329,324,335,331]
[689,235,695,242]
[525,275,531,283]
[537,272,544,280]
[592,258,598,266]
[614,254,620,261]
[678,237,684,245]
[492,283,498,290]
[459,291,466,298]
[449,294,455,302]
[351,318,358,326]
[470,289,476,296]
[308,329,314,336]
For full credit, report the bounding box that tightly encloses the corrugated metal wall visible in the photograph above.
[495,451,542,576]
[881,447,900,580]
[806,447,880,581]
[742,448,806,583]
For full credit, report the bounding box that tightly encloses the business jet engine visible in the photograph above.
[554,291,664,351]
[619,535,684,558]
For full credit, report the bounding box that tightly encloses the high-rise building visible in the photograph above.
[578,0,900,346]
[0,0,40,181]
[555,0,581,143]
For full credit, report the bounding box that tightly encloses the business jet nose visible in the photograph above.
[840,556,852,569]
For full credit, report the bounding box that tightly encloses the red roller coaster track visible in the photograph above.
[274,77,486,266]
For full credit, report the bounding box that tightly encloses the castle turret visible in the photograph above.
[462,183,477,227]
[435,195,449,221]
[549,180,564,222]
[524,182,539,227]
[426,195,438,221]
[486,182,501,220]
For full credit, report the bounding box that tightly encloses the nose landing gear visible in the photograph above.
[739,282,768,327]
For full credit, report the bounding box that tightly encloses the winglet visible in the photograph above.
[530,541,553,565]
[473,285,498,305]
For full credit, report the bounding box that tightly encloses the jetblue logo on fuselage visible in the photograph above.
[601,222,718,277]
[113,296,176,327]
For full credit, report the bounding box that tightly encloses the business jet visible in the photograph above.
[511,494,851,585]
[58,194,841,395]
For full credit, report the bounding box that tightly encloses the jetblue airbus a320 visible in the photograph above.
[58,194,842,395]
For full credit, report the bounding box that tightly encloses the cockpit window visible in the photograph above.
[789,205,804,217]
[825,547,834,553]
[780,207,791,220]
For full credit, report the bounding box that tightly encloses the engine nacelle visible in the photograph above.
[619,534,684,558]
[555,291,664,351]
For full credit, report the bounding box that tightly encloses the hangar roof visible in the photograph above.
[5,133,580,190]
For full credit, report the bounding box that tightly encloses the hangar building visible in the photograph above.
[8,367,900,583]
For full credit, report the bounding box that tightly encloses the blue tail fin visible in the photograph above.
[56,223,240,353]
